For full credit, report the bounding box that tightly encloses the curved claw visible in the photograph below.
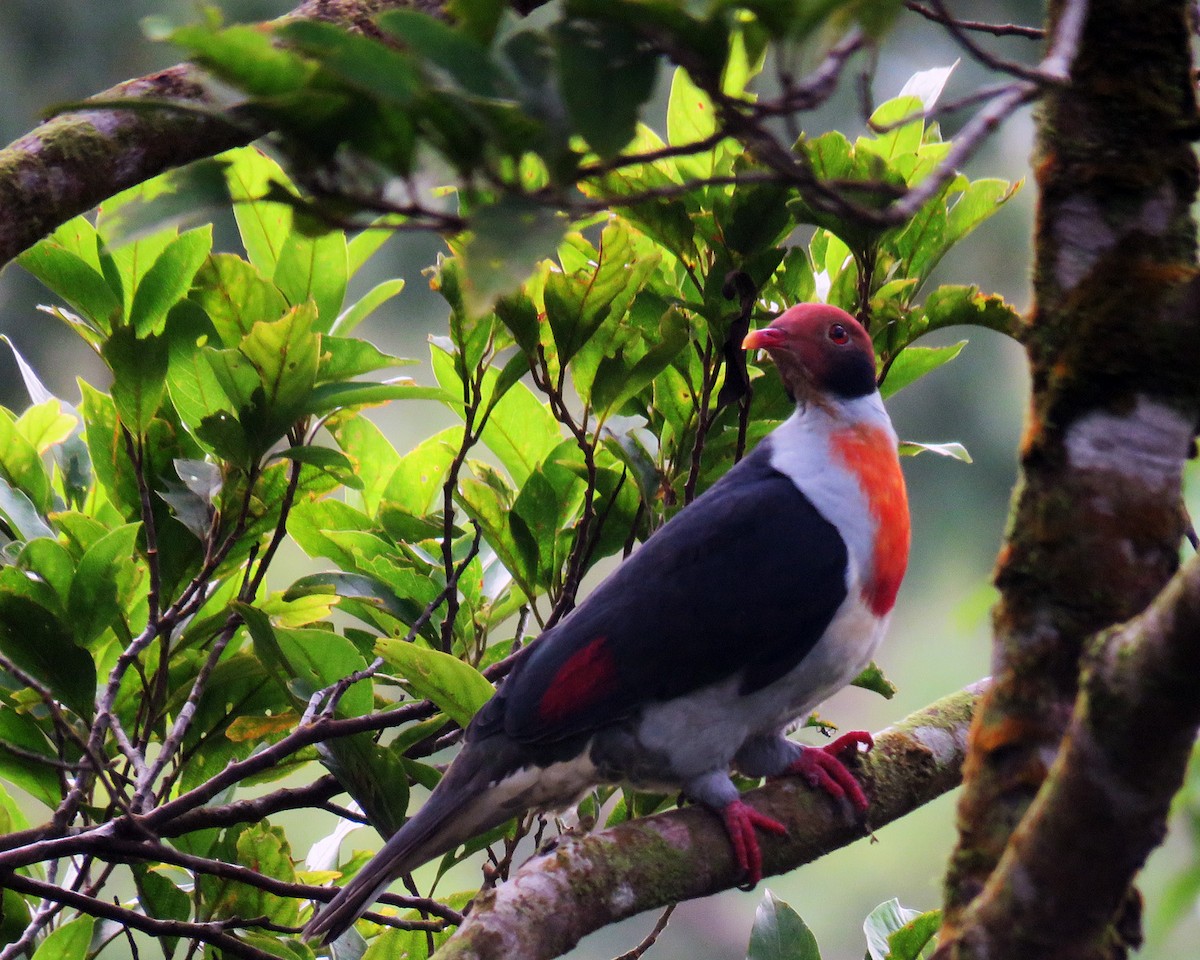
[721,799,788,886]
[787,729,873,812]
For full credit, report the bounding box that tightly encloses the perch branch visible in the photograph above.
[435,683,983,960]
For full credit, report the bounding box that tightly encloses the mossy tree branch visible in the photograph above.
[0,0,417,269]
[946,551,1200,959]
[434,684,983,960]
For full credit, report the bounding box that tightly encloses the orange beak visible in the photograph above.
[742,326,785,351]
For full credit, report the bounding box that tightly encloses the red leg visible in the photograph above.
[721,799,788,886]
[786,729,873,812]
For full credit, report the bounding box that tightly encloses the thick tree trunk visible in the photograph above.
[938,1,1200,957]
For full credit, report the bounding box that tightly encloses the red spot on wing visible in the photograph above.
[831,424,910,615]
[536,637,619,725]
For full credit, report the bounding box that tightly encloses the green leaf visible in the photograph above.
[239,604,372,718]
[240,303,322,439]
[273,224,349,332]
[165,304,233,437]
[0,410,52,513]
[477,378,563,487]
[898,440,972,463]
[234,823,302,926]
[30,916,93,960]
[191,252,289,348]
[363,927,428,960]
[132,863,191,956]
[326,412,403,515]
[864,899,939,960]
[0,478,53,543]
[161,459,221,539]
[878,341,966,399]
[287,499,373,569]
[223,148,298,274]
[864,95,924,162]
[545,222,654,371]
[0,582,96,721]
[18,234,121,332]
[884,909,941,960]
[272,446,363,489]
[911,285,1022,339]
[722,20,767,97]
[68,522,142,646]
[591,304,691,416]
[278,19,421,107]
[555,18,657,159]
[304,381,449,417]
[724,183,793,254]
[103,326,169,435]
[171,21,315,98]
[16,399,77,454]
[317,337,415,383]
[375,638,494,728]
[332,278,406,336]
[286,572,430,632]
[851,661,897,699]
[128,225,213,336]
[383,426,464,515]
[17,539,74,607]
[666,66,718,179]
[946,178,1020,248]
[448,0,504,44]
[0,693,68,808]
[347,222,396,276]
[746,890,822,960]
[378,9,500,97]
[96,159,233,249]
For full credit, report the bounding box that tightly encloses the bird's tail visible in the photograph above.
[302,751,518,945]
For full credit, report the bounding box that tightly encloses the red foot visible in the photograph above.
[721,799,788,886]
[786,730,873,812]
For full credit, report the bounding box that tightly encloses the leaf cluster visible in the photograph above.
[0,14,1021,958]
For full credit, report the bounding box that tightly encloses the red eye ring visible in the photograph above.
[828,323,850,345]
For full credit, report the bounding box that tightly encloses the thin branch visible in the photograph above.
[1,873,287,960]
[904,1,1045,39]
[925,0,1052,83]
[243,450,305,601]
[0,875,64,960]
[124,429,162,627]
[132,614,240,811]
[1039,0,1089,81]
[880,83,1036,223]
[95,836,463,927]
[612,905,676,960]
[0,650,126,815]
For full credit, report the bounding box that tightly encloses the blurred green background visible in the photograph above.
[1,1,1197,958]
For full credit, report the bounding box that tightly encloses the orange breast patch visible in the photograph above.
[830,424,910,615]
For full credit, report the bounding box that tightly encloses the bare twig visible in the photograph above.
[904,1,1045,39]
[926,0,1051,83]
[612,905,676,960]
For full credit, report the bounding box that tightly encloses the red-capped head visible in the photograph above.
[742,304,877,403]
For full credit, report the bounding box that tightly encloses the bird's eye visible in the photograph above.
[828,323,850,345]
